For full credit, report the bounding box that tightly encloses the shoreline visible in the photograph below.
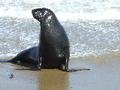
[0,53,120,90]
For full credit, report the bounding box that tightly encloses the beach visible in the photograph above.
[0,0,120,90]
[0,52,120,90]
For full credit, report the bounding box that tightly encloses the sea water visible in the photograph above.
[0,0,120,59]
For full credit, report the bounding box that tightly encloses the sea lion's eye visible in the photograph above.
[34,11,38,15]
[43,11,48,16]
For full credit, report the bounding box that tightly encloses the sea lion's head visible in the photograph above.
[32,8,56,22]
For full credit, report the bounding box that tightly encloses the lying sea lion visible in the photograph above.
[0,46,39,68]
[10,46,39,66]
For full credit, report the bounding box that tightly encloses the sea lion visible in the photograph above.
[11,46,39,65]
[0,46,40,68]
[32,8,70,71]
[0,8,90,72]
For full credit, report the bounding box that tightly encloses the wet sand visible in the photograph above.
[0,53,120,90]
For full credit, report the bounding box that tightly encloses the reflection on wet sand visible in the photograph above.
[38,69,69,90]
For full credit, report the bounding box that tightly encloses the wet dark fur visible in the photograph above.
[10,46,39,67]
[0,46,39,68]
[32,8,70,71]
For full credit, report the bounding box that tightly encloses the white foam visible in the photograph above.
[57,9,120,21]
[0,6,120,21]
[0,0,120,21]
[0,7,32,18]
[0,53,16,59]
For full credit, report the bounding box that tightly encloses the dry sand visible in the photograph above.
[0,53,120,90]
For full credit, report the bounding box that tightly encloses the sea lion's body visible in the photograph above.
[11,46,39,66]
[32,8,70,71]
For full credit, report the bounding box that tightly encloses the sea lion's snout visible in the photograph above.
[32,9,43,21]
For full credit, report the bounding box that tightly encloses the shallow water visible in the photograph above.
[0,17,120,58]
[0,0,120,20]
